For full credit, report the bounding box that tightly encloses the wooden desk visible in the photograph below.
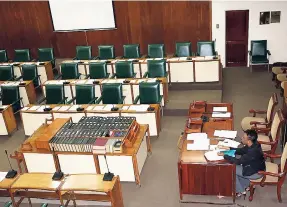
[178,102,235,202]
[0,105,17,136]
[60,174,123,207]
[20,104,161,136]
[0,81,36,106]
[0,173,18,198]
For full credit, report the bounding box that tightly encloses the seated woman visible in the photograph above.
[218,129,266,198]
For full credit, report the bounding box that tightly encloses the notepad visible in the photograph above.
[214,130,237,139]
[212,112,231,118]
[218,139,240,148]
[213,107,227,112]
[187,133,208,140]
[205,150,224,161]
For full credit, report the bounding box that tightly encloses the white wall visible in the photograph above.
[212,1,287,67]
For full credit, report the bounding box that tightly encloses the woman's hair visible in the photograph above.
[244,129,258,143]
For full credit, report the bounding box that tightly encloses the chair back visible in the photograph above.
[147,59,167,78]
[270,110,284,143]
[22,64,39,86]
[0,50,8,62]
[61,63,79,79]
[251,40,267,57]
[123,44,140,58]
[45,84,65,104]
[89,62,108,79]
[102,83,123,104]
[0,65,14,81]
[197,41,215,56]
[76,46,92,60]
[139,81,161,104]
[281,144,287,172]
[75,84,95,104]
[14,49,31,62]
[115,61,134,78]
[148,44,165,58]
[38,48,55,67]
[98,45,115,60]
[266,93,278,123]
[1,85,21,112]
[175,42,192,57]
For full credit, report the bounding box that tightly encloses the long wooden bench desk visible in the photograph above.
[0,61,53,84]
[42,77,168,106]
[13,118,151,186]
[0,105,17,136]
[62,56,222,83]
[0,80,36,106]
[21,104,161,137]
[178,102,235,202]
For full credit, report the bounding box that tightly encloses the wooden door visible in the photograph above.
[226,10,249,67]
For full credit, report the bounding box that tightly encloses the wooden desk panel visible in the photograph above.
[0,105,17,135]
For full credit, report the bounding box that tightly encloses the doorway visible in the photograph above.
[225,10,249,67]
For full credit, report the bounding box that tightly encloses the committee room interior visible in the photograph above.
[0,0,287,207]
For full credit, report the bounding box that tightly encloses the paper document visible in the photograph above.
[214,130,237,139]
[154,58,163,60]
[129,105,149,112]
[52,106,61,111]
[36,105,50,112]
[218,139,240,148]
[92,105,105,111]
[167,58,179,61]
[103,105,114,111]
[128,59,136,61]
[21,107,29,111]
[205,56,214,60]
[192,57,205,60]
[86,106,95,111]
[130,80,137,84]
[28,106,40,111]
[209,145,218,151]
[0,172,7,182]
[75,80,86,84]
[69,105,81,111]
[146,78,157,83]
[58,106,70,112]
[205,150,224,161]
[187,133,208,140]
[187,138,210,150]
[212,112,231,118]
[213,107,227,112]
[145,58,154,61]
[99,60,107,62]
[85,79,96,84]
[179,57,187,61]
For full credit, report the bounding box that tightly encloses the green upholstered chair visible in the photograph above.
[0,65,15,81]
[96,83,125,104]
[0,49,9,62]
[67,84,98,104]
[44,84,67,104]
[4,201,12,207]
[175,42,192,57]
[98,45,115,60]
[134,81,162,104]
[148,44,165,58]
[1,85,23,112]
[14,49,31,62]
[22,64,41,87]
[88,62,109,79]
[197,41,216,56]
[249,40,271,72]
[144,59,167,78]
[123,44,140,59]
[40,204,48,207]
[112,61,136,78]
[38,48,56,68]
[60,63,80,79]
[75,46,93,60]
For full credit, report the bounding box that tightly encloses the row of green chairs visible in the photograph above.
[42,82,162,105]
[60,60,167,80]
[74,41,216,60]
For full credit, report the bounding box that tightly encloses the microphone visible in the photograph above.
[103,155,114,181]
[111,104,119,111]
[5,150,17,179]
[51,147,64,181]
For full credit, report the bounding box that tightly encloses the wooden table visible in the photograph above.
[0,105,17,136]
[178,102,235,202]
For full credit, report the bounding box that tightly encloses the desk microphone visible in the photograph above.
[52,147,64,181]
[103,155,114,181]
[111,104,119,111]
[5,150,17,178]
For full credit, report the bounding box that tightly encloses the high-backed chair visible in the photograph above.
[38,48,56,68]
[175,42,192,57]
[249,143,287,202]
[144,59,167,78]
[67,84,97,104]
[0,49,9,62]
[60,63,80,79]
[96,83,125,104]
[147,44,165,58]
[1,85,23,112]
[22,64,41,88]
[123,44,140,59]
[249,40,271,72]
[0,65,15,81]
[112,61,136,78]
[75,46,93,60]
[253,109,284,155]
[43,84,67,104]
[4,201,12,207]
[88,62,109,79]
[197,41,216,56]
[14,49,31,62]
[133,81,162,105]
[98,45,115,60]
[271,62,287,82]
[241,93,278,131]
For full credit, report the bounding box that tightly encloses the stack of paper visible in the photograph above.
[129,105,149,112]
[214,130,237,139]
[218,139,240,148]
[187,133,208,140]
[213,107,227,112]
[187,133,210,150]
[205,150,224,161]
[212,112,231,118]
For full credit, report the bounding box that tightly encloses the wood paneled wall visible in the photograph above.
[0,1,211,58]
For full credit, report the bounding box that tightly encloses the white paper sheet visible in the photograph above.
[167,58,179,61]
[36,105,50,112]
[192,57,205,60]
[69,105,81,111]
[128,59,136,61]
[187,133,208,140]
[214,130,237,139]
[0,172,7,182]
[179,57,187,61]
[121,106,129,110]
[128,105,149,112]
[218,139,240,148]
[187,138,210,150]
[103,105,114,111]
[28,106,40,111]
[212,112,231,118]
[52,106,61,111]
[213,107,227,112]
[93,105,105,111]
[21,107,29,111]
[58,106,70,112]
[154,58,163,60]
[86,106,95,111]
[205,150,224,161]
[146,78,157,83]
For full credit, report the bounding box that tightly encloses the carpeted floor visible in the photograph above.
[0,66,286,207]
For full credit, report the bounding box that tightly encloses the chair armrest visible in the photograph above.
[141,54,148,58]
[249,109,267,117]
[249,51,252,56]
[110,74,116,78]
[164,72,168,77]
[120,96,126,104]
[86,74,91,79]
[11,97,23,106]
[252,127,270,134]
[105,73,110,78]
[93,56,99,60]
[132,73,137,78]
[76,73,82,79]
[133,96,140,104]
[264,153,281,159]
[95,96,102,104]
[38,97,47,104]
[258,171,281,177]
[58,97,68,104]
[88,97,98,104]
[143,72,148,78]
[258,140,276,145]
[250,121,269,126]
[73,57,77,60]
[116,56,123,59]
[55,74,62,80]
[267,50,271,56]
[14,76,23,81]
[66,97,76,104]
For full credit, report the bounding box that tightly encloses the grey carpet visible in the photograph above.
[0,66,286,207]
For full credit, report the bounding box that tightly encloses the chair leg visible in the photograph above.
[249,184,255,201]
[280,88,284,97]
[277,184,282,203]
